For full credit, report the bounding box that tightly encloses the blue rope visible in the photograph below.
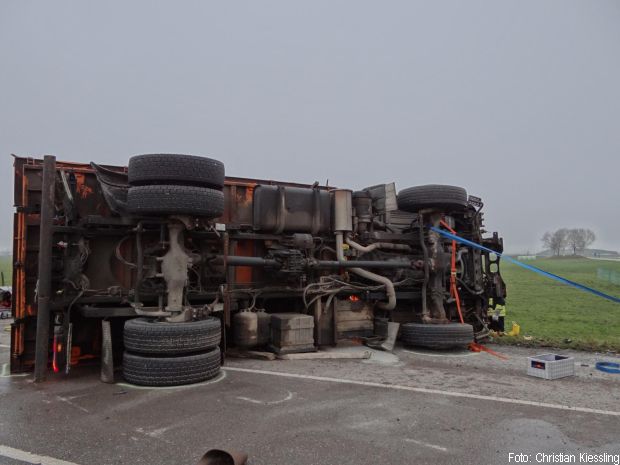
[429,226,620,304]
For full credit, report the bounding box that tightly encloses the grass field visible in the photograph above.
[499,257,620,352]
[0,255,11,286]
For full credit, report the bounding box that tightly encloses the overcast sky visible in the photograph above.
[1,1,619,253]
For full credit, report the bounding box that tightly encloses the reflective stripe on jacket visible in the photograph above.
[495,304,506,317]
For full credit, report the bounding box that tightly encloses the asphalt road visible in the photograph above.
[1,319,619,465]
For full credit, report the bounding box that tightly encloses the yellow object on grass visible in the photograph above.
[506,321,520,337]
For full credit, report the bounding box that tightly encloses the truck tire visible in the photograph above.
[127,185,224,217]
[397,185,468,212]
[401,322,473,349]
[128,154,225,189]
[122,348,221,386]
[124,317,221,355]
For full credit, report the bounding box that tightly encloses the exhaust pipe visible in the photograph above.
[335,232,397,311]
[333,190,397,311]
[349,266,397,311]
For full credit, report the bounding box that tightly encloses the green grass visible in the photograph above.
[0,255,11,286]
[498,257,620,352]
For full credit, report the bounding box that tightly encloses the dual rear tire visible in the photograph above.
[122,317,222,387]
[126,153,225,218]
[123,349,221,387]
[123,154,226,385]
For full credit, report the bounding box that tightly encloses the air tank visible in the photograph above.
[233,310,258,349]
[233,310,271,349]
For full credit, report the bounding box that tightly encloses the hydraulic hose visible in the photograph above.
[345,236,411,254]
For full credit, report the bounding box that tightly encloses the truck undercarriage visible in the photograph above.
[10,154,506,385]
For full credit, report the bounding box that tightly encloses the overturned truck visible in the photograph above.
[10,154,506,385]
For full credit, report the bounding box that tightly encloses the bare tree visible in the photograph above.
[541,231,552,252]
[567,228,596,255]
[541,228,569,256]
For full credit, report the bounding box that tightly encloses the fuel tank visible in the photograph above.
[252,185,331,234]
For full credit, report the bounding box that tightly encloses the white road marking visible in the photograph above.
[136,426,173,438]
[134,423,180,444]
[405,438,449,452]
[237,390,294,405]
[0,343,10,348]
[115,370,226,390]
[56,395,90,413]
[223,367,620,417]
[0,444,81,465]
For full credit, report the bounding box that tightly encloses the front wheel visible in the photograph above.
[397,184,468,212]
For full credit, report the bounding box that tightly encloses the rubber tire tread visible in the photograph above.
[127,185,224,217]
[124,317,221,355]
[397,184,468,212]
[122,348,221,386]
[401,322,474,349]
[128,154,225,188]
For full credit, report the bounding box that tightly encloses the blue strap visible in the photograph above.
[595,362,620,374]
[429,226,620,304]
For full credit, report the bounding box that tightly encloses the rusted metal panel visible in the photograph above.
[234,240,254,285]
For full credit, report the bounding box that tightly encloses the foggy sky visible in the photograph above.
[1,1,619,253]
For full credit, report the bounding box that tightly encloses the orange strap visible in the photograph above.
[468,342,509,360]
[439,220,464,324]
